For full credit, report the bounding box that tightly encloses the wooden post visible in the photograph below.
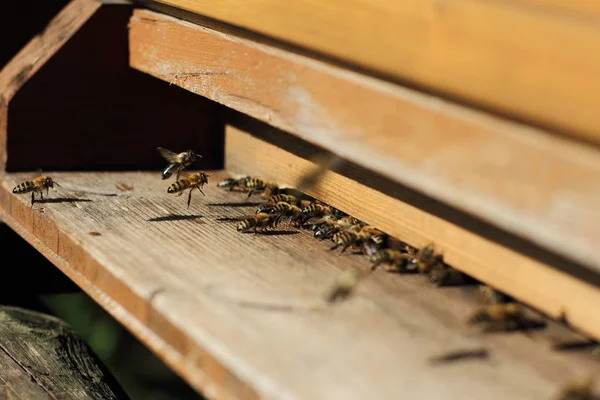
[0,305,130,399]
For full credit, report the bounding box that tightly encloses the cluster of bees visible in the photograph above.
[215,173,544,333]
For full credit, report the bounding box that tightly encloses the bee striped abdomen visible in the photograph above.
[12,181,35,194]
[167,179,189,193]
[246,178,265,190]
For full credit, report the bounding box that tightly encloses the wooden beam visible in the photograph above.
[225,125,600,345]
[130,9,600,272]
[0,170,597,399]
[144,0,600,142]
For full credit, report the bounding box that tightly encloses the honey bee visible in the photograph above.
[265,194,299,206]
[167,172,209,208]
[301,203,334,225]
[356,226,387,255]
[325,268,361,303]
[313,220,343,240]
[479,285,514,304]
[429,265,474,286]
[216,176,249,191]
[242,178,279,198]
[415,244,444,274]
[261,202,303,226]
[157,147,201,180]
[12,176,61,206]
[370,249,417,273]
[555,376,599,400]
[236,212,280,234]
[467,303,533,332]
[330,230,361,253]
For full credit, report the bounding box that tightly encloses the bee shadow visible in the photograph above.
[35,198,92,204]
[147,214,204,222]
[551,340,598,352]
[207,202,264,207]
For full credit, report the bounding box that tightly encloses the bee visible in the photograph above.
[12,176,61,206]
[167,172,209,208]
[415,244,444,274]
[236,212,280,234]
[301,203,334,225]
[329,230,361,253]
[265,194,299,206]
[157,147,201,180]
[264,202,303,226]
[555,376,599,400]
[242,178,279,198]
[429,264,472,287]
[314,220,343,240]
[370,249,417,273]
[216,176,249,191]
[467,303,533,332]
[325,268,361,303]
[356,226,387,254]
[479,285,514,304]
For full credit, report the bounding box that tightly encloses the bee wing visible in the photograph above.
[157,147,179,162]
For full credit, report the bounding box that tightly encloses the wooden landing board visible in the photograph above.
[1,171,599,399]
[129,9,600,273]
[145,0,600,141]
[225,125,600,346]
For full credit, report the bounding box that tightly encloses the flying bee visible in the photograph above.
[429,264,472,287]
[325,268,361,304]
[236,212,280,234]
[157,147,201,181]
[467,303,536,332]
[167,172,209,208]
[415,243,444,274]
[12,176,61,206]
[216,176,249,191]
[370,249,417,273]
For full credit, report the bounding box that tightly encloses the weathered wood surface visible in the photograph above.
[0,306,129,399]
[1,171,599,399]
[225,125,600,344]
[0,0,223,172]
[141,0,600,141]
[130,9,600,272]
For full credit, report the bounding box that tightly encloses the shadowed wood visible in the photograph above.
[0,171,599,399]
[225,125,600,345]
[0,306,129,399]
[129,9,600,272]
[142,0,600,141]
[0,1,224,173]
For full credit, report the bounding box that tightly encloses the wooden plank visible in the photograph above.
[145,0,600,141]
[225,125,600,348]
[0,306,129,399]
[129,9,600,272]
[1,170,599,399]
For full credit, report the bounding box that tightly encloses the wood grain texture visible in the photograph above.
[225,125,600,346]
[145,0,600,141]
[130,9,600,272]
[1,170,600,400]
[0,306,129,399]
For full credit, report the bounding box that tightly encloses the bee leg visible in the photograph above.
[30,191,35,207]
[176,190,184,197]
[196,187,205,196]
[247,190,254,198]
[329,243,340,251]
[176,169,181,182]
[340,243,353,254]
[187,188,193,209]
